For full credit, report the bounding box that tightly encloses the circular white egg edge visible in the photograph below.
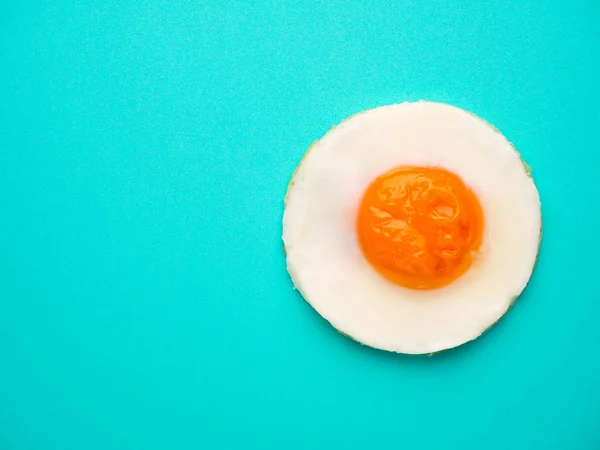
[283,101,541,354]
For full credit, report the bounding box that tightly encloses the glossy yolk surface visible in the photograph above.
[357,166,484,290]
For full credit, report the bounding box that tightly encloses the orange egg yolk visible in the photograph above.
[357,166,484,290]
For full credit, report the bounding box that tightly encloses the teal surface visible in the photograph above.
[1,1,599,449]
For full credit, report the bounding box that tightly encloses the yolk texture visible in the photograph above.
[357,166,484,290]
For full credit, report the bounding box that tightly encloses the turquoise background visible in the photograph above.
[1,1,599,449]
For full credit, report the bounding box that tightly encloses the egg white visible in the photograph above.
[283,101,541,354]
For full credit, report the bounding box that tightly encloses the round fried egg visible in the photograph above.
[282,101,541,354]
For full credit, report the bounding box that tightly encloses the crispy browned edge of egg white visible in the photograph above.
[282,102,543,356]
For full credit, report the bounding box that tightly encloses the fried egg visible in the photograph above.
[282,101,541,354]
